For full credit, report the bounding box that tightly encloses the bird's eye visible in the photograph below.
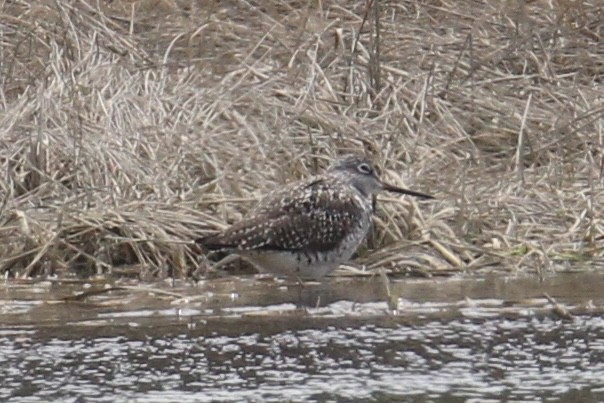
[357,162,373,175]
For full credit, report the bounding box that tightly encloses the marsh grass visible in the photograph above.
[0,0,602,279]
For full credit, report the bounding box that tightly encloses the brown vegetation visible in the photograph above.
[0,0,602,279]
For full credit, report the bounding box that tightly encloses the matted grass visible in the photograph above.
[0,0,602,279]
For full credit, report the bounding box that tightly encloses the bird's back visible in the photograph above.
[199,175,373,256]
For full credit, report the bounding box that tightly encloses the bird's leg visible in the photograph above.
[294,275,306,310]
[379,268,399,312]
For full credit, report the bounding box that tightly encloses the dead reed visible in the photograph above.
[0,0,602,279]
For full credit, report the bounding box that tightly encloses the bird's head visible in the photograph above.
[327,154,433,200]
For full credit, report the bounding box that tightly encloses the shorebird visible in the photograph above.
[197,154,433,280]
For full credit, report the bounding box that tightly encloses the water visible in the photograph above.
[1,271,603,402]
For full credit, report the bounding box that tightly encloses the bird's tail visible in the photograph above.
[195,233,231,252]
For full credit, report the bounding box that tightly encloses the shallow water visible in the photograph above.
[1,271,603,402]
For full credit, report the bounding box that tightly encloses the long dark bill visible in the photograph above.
[382,182,434,200]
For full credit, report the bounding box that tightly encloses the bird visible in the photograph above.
[197,154,433,280]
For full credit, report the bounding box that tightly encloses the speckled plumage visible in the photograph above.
[198,155,433,280]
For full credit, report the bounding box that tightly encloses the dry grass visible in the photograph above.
[0,0,602,279]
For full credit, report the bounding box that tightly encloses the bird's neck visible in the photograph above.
[328,172,373,200]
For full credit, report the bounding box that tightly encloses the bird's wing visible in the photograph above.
[198,178,367,252]
[249,176,324,216]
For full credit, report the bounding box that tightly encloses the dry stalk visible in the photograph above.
[0,0,601,279]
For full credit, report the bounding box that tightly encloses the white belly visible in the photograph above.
[240,214,372,280]
[242,251,337,280]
